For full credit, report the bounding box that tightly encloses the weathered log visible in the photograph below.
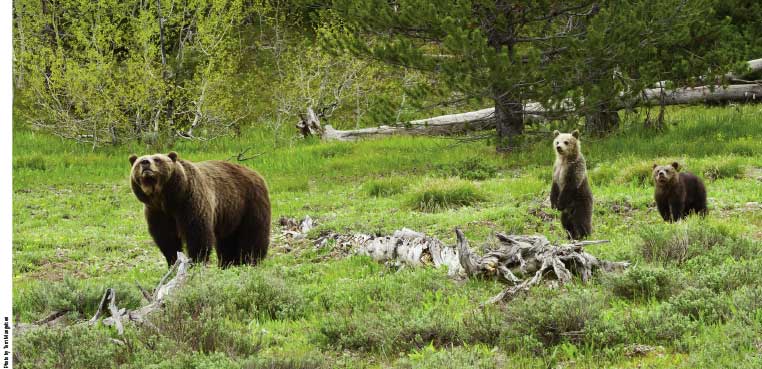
[726,58,762,81]
[639,84,762,106]
[320,59,762,141]
[15,252,192,336]
[296,107,323,138]
[277,218,628,304]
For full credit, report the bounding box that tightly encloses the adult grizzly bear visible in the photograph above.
[129,152,270,267]
[550,130,593,240]
[652,162,707,222]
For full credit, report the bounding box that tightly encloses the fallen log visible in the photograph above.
[640,83,762,106]
[276,217,629,304]
[322,108,499,141]
[15,252,192,336]
[320,58,762,141]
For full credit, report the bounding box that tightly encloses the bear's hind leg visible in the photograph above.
[236,210,270,266]
[217,235,244,268]
[561,211,578,240]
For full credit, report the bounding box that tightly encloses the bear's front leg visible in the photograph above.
[179,215,215,264]
[669,199,684,222]
[145,208,182,267]
[550,182,560,209]
[656,200,671,222]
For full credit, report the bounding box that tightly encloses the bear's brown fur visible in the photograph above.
[550,130,593,239]
[129,151,270,267]
[652,162,707,222]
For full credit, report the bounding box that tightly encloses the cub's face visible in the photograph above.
[129,152,178,196]
[652,162,680,185]
[553,130,580,157]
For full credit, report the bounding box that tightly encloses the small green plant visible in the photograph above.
[617,161,655,185]
[587,304,697,347]
[696,156,746,180]
[608,266,681,301]
[638,220,734,265]
[436,157,498,181]
[668,287,731,323]
[17,277,143,321]
[502,287,606,349]
[13,155,47,171]
[407,179,487,212]
[363,177,407,197]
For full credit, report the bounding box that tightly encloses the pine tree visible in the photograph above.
[325,0,743,147]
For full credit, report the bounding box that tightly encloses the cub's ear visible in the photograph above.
[553,130,560,137]
[129,154,138,166]
[671,162,680,170]
[168,151,178,162]
[653,164,658,169]
[571,129,580,138]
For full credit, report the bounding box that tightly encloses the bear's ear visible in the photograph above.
[671,162,680,170]
[129,155,138,166]
[571,129,580,138]
[653,164,658,169]
[168,151,178,162]
[553,130,560,137]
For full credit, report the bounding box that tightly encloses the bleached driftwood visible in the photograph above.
[316,228,464,277]
[639,83,761,106]
[279,215,315,236]
[322,104,547,141]
[296,107,323,138]
[276,217,629,304]
[321,58,762,141]
[15,252,192,336]
[454,229,628,303]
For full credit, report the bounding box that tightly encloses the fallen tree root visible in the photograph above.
[454,229,628,303]
[278,217,629,304]
[15,252,192,336]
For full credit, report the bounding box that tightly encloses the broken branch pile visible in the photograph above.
[282,217,629,304]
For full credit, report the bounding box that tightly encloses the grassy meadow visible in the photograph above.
[12,106,762,368]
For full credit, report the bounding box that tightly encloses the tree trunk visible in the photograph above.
[493,91,524,152]
[585,101,620,136]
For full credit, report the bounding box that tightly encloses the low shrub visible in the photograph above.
[668,287,731,324]
[436,157,498,181]
[638,219,743,265]
[501,287,606,349]
[587,304,697,347]
[608,266,681,301]
[17,277,143,321]
[14,155,48,171]
[363,177,407,197]
[407,179,487,212]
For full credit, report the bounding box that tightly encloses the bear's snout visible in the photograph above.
[556,146,563,153]
[140,159,151,167]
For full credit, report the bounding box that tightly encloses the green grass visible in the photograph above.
[12,105,762,368]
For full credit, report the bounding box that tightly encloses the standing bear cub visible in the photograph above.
[129,152,271,267]
[550,130,593,239]
[652,162,707,222]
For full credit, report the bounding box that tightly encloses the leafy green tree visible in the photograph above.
[544,0,743,133]
[326,0,598,150]
[13,0,261,146]
[324,0,745,146]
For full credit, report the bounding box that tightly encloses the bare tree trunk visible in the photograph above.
[156,0,173,132]
[494,91,524,152]
[585,101,620,136]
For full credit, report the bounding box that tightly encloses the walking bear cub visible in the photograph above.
[550,130,593,239]
[129,152,271,267]
[652,162,707,222]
